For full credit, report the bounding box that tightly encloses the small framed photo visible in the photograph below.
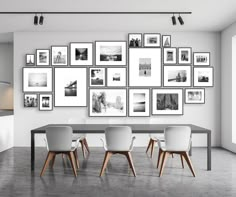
[143,33,161,47]
[89,67,106,87]
[107,67,127,87]
[193,52,210,66]
[178,47,192,64]
[95,41,127,66]
[89,88,127,117]
[185,88,205,104]
[39,94,53,111]
[163,48,177,64]
[162,35,171,47]
[129,48,162,87]
[36,49,50,66]
[26,54,35,66]
[129,89,150,117]
[163,66,191,87]
[24,94,38,107]
[23,67,53,92]
[128,33,142,47]
[51,46,68,66]
[193,67,214,87]
[70,42,93,66]
[152,89,183,115]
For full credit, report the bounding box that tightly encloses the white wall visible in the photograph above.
[14,32,221,147]
[221,22,236,152]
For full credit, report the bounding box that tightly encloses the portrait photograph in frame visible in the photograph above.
[128,33,142,48]
[162,35,171,47]
[152,89,183,115]
[129,48,162,87]
[89,67,106,87]
[24,94,38,107]
[143,33,161,47]
[185,88,205,104]
[107,67,127,87]
[26,54,35,66]
[178,47,192,64]
[193,67,214,87]
[89,88,127,117]
[163,66,191,87]
[23,67,52,92]
[70,42,93,66]
[193,52,210,66]
[51,46,68,66]
[54,67,87,107]
[163,48,177,64]
[39,94,53,111]
[95,41,127,66]
[129,88,150,117]
[36,49,50,66]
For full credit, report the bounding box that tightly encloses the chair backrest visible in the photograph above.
[46,126,72,151]
[164,126,191,151]
[105,126,132,151]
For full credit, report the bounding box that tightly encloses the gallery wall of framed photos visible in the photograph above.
[22,33,214,116]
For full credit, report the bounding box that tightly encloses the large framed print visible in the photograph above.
[193,67,214,87]
[24,94,38,107]
[107,67,127,87]
[163,48,177,65]
[89,88,127,117]
[178,47,192,64]
[89,67,106,87]
[193,52,210,66]
[163,66,191,87]
[70,42,93,66]
[143,33,161,47]
[51,46,68,66]
[185,88,205,104]
[36,49,50,66]
[129,48,161,87]
[23,67,52,92]
[95,41,127,66]
[54,67,87,107]
[152,89,183,115]
[39,94,53,111]
[129,89,150,117]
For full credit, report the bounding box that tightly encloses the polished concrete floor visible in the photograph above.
[0,147,236,197]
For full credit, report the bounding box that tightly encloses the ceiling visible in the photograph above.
[0,0,236,42]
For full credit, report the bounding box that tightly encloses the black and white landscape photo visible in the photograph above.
[198,71,209,82]
[39,94,53,111]
[100,45,122,62]
[107,67,126,87]
[26,54,35,66]
[144,34,160,47]
[194,67,213,87]
[129,34,142,47]
[139,58,151,77]
[193,52,210,66]
[185,88,205,104]
[133,93,146,112]
[179,48,192,64]
[28,73,47,87]
[51,46,68,66]
[24,94,38,107]
[168,70,187,82]
[163,48,177,64]
[64,80,77,96]
[90,68,105,86]
[36,49,49,66]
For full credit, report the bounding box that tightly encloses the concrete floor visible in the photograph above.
[0,147,236,197]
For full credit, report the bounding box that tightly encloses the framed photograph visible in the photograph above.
[185,88,205,104]
[54,67,87,107]
[89,88,127,117]
[152,89,183,115]
[24,94,38,107]
[144,33,161,47]
[129,48,161,87]
[95,41,127,66]
[129,89,150,117]
[163,66,191,87]
[89,67,106,87]
[70,42,93,66]
[107,67,126,87]
[163,48,177,64]
[162,35,171,47]
[51,46,68,66]
[23,67,52,92]
[193,67,214,87]
[178,47,192,64]
[26,54,35,66]
[36,49,50,66]
[193,52,210,66]
[39,94,53,111]
[128,33,142,47]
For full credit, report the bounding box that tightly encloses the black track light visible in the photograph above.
[39,15,44,25]
[34,15,38,25]
[172,15,176,25]
[178,15,184,25]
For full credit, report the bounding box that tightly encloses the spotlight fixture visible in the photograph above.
[178,14,184,25]
[34,14,38,25]
[172,14,176,25]
[39,14,44,25]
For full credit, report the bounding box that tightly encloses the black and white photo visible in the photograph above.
[144,33,161,47]
[163,48,177,64]
[89,67,105,87]
[107,67,126,87]
[139,58,151,77]
[178,48,192,64]
[36,49,50,66]
[185,88,205,104]
[64,80,77,96]
[51,46,68,66]
[162,35,171,47]
[26,54,35,66]
[128,34,142,47]
[39,94,53,111]
[193,52,210,66]
[193,67,214,87]
[24,94,38,107]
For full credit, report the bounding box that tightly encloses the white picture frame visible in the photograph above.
[39,94,53,111]
[107,67,126,87]
[89,67,106,87]
[193,67,214,87]
[185,88,205,104]
[178,47,192,64]
[143,33,161,47]
[193,52,210,66]
[36,49,50,66]
[51,46,68,66]
[163,48,177,65]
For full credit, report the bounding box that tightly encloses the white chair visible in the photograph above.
[99,126,136,177]
[40,126,80,177]
[146,134,165,158]
[157,126,196,177]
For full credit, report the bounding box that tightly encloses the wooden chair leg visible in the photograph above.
[159,152,169,177]
[146,138,152,153]
[51,154,56,168]
[68,152,78,177]
[100,151,112,177]
[180,154,184,168]
[40,152,54,177]
[182,152,196,177]
[84,138,90,153]
[80,140,86,159]
[125,152,136,177]
[73,150,79,169]
[157,148,163,169]
[150,140,155,158]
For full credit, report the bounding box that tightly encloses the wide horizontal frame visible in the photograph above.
[185,88,205,104]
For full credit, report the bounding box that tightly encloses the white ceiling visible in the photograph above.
[1,0,236,42]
